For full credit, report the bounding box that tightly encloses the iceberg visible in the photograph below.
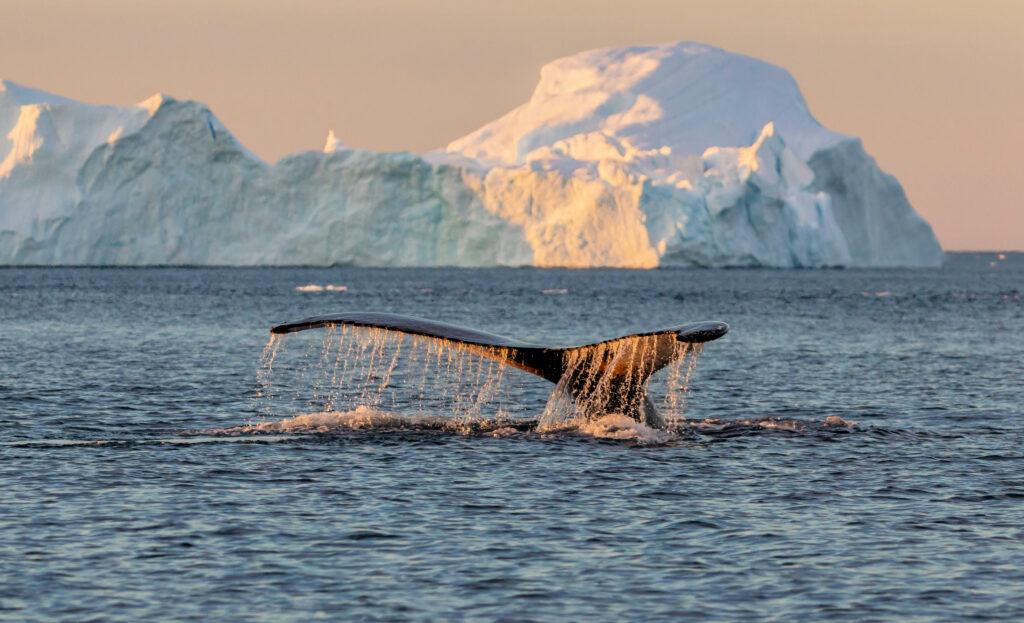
[0,42,944,266]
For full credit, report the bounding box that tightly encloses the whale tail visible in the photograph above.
[270,312,728,427]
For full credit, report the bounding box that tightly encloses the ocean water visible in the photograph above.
[1,253,1021,621]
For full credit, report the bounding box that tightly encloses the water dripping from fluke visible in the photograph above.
[253,312,728,436]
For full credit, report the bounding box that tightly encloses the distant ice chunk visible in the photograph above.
[323,130,345,153]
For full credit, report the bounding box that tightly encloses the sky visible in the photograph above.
[2,0,1021,250]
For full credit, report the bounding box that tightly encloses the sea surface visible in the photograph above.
[1,253,1022,622]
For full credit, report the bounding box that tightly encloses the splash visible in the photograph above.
[253,333,282,418]
[538,337,703,429]
[578,414,673,443]
[212,406,443,434]
[205,407,675,444]
[252,325,707,432]
[255,326,535,425]
[202,407,856,446]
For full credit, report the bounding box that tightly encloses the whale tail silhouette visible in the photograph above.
[270,312,728,427]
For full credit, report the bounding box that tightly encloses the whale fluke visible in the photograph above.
[270,312,727,427]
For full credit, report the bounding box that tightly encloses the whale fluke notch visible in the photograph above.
[270,312,727,427]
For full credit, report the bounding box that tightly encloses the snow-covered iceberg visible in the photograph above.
[0,42,943,267]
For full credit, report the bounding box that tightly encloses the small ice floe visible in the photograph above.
[295,284,347,292]
[541,288,568,294]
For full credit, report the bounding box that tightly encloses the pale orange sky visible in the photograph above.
[2,0,1022,250]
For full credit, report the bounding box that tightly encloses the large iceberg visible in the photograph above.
[0,42,943,267]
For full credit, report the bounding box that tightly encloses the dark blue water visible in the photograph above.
[1,253,1022,621]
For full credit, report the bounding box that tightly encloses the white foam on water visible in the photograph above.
[0,436,297,447]
[205,407,681,444]
[207,406,450,435]
[6,414,858,449]
[220,410,856,444]
[673,416,857,432]
[489,426,520,438]
[824,415,857,427]
[577,413,674,444]
[753,419,802,430]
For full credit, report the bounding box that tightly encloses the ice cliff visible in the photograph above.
[0,42,944,266]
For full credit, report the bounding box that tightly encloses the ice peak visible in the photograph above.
[0,79,77,108]
[756,121,776,141]
[446,41,846,167]
[533,41,715,101]
[699,121,816,200]
[738,122,780,170]
[323,130,345,153]
[137,93,173,116]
